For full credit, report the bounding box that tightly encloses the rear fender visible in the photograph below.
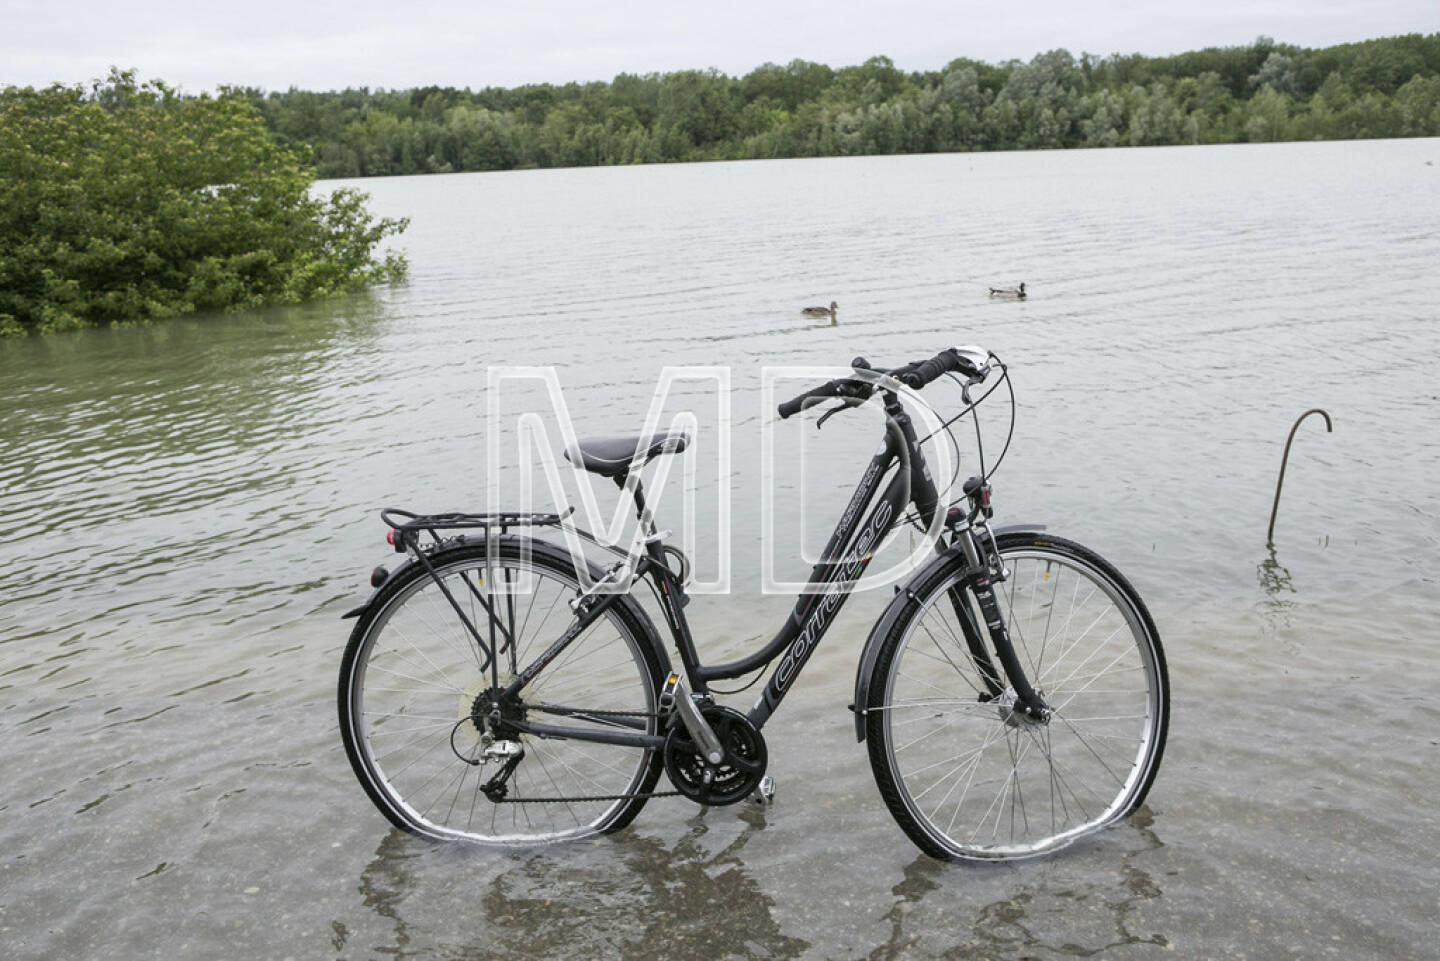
[341,557,420,619]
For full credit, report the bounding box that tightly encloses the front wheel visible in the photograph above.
[866,532,1169,860]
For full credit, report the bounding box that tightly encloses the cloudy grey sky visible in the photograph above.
[3,0,1436,93]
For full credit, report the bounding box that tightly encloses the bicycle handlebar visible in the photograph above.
[776,379,856,418]
[777,345,991,419]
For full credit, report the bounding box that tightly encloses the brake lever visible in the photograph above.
[816,401,849,430]
[960,372,985,407]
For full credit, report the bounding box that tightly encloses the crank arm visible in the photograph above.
[663,672,725,764]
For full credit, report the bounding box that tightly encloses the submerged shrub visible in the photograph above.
[0,70,408,335]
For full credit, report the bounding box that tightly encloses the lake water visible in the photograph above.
[2,140,1438,960]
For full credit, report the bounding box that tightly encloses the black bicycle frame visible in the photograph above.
[727,392,942,727]
[492,391,954,752]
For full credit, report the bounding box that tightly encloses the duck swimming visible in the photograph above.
[988,282,1026,299]
[802,300,838,319]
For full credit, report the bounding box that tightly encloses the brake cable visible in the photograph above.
[898,356,1016,530]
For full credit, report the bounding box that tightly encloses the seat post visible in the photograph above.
[613,470,645,521]
[614,471,661,543]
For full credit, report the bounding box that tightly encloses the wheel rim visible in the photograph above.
[347,552,657,843]
[880,548,1163,859]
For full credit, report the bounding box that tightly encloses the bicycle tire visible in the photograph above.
[865,531,1169,860]
[338,537,667,844]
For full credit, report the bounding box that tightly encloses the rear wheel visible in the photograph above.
[339,539,666,844]
[866,532,1168,860]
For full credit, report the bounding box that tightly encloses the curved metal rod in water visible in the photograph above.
[1268,408,1333,544]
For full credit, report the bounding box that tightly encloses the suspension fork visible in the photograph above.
[950,514,1051,721]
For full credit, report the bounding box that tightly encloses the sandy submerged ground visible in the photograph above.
[4,588,1435,961]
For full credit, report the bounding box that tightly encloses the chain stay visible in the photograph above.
[481,704,680,804]
[487,788,682,804]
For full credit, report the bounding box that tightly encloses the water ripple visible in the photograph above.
[2,140,1439,960]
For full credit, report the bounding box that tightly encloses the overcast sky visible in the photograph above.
[2,0,1436,93]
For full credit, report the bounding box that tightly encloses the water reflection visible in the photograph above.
[1257,543,1295,599]
[961,811,1169,960]
[0,291,400,701]
[352,830,422,957]
[1257,543,1298,642]
[865,855,943,959]
[351,807,808,960]
[345,806,1175,961]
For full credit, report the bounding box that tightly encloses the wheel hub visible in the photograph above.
[996,688,1049,728]
[469,686,527,742]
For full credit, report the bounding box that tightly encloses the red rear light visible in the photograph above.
[386,530,397,546]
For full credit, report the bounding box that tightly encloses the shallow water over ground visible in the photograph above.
[2,139,1438,960]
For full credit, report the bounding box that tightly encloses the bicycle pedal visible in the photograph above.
[748,774,775,805]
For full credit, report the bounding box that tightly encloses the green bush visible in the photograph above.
[0,70,408,336]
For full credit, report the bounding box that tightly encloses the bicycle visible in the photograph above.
[337,345,1169,861]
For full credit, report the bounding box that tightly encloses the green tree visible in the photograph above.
[1395,74,1440,134]
[1082,89,1126,146]
[1244,84,1293,141]
[1303,72,1353,138]
[1351,41,1426,93]
[833,56,908,107]
[656,70,738,150]
[937,66,988,149]
[1127,82,1185,145]
[0,70,406,336]
[1249,52,1299,95]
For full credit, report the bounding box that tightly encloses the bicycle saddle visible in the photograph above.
[564,429,690,477]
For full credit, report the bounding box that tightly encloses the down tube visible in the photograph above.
[748,467,911,728]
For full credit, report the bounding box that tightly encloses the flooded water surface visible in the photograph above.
[2,139,1438,960]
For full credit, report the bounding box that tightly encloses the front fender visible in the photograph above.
[849,522,1046,742]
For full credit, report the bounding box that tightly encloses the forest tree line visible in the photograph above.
[233,34,1440,178]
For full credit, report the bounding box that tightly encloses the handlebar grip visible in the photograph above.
[777,394,809,419]
[899,349,961,389]
[778,381,838,418]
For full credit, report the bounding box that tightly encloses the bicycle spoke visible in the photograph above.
[913,609,988,699]
[344,545,658,843]
[874,539,1166,859]
[365,660,467,695]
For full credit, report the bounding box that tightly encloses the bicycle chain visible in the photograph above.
[537,706,661,719]
[485,706,682,804]
[489,788,682,804]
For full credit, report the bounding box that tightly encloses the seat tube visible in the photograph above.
[616,472,709,689]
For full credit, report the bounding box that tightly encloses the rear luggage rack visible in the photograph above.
[344,508,576,621]
[380,507,571,544]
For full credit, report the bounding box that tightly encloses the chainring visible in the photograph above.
[663,704,768,806]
